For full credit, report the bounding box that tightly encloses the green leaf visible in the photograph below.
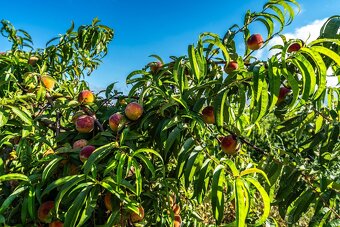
[132,159,142,196]
[222,159,240,177]
[64,186,92,227]
[184,151,203,188]
[40,175,83,201]
[194,158,212,202]
[311,45,340,66]
[240,168,270,185]
[0,173,29,182]
[83,142,118,175]
[27,186,36,220]
[268,57,281,111]
[300,47,327,99]
[0,110,8,127]
[116,153,127,186]
[211,165,225,224]
[290,55,316,100]
[78,186,99,226]
[54,175,86,215]
[235,178,248,227]
[8,106,32,125]
[286,188,315,224]
[0,186,28,214]
[246,177,271,226]
[188,44,201,81]
[214,90,228,130]
[42,156,63,183]
[133,153,156,178]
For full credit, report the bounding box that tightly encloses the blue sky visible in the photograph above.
[1,0,340,92]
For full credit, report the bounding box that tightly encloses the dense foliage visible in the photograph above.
[0,0,339,226]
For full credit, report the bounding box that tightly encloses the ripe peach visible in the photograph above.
[150,61,163,73]
[104,192,112,211]
[202,106,215,124]
[109,113,125,132]
[78,90,95,104]
[287,43,301,53]
[125,102,143,121]
[224,61,238,74]
[73,139,88,149]
[247,34,264,50]
[76,115,94,133]
[28,56,39,66]
[174,215,182,227]
[38,201,54,223]
[72,111,86,124]
[277,87,291,104]
[49,220,64,227]
[173,204,180,215]
[130,206,145,223]
[41,75,56,91]
[220,135,240,155]
[79,145,96,162]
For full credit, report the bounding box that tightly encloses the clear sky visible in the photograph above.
[1,0,340,93]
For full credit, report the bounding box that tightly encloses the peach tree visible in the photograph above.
[0,0,340,226]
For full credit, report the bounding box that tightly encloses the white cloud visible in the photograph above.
[262,18,328,58]
[254,18,339,87]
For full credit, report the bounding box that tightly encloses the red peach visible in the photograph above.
[78,90,95,104]
[76,115,94,133]
[150,61,163,73]
[202,106,215,124]
[220,135,240,155]
[109,113,125,132]
[49,220,64,227]
[287,43,301,53]
[130,206,145,223]
[104,192,112,211]
[72,139,88,149]
[224,61,238,74]
[247,34,264,50]
[174,215,182,227]
[79,145,96,162]
[125,102,143,121]
[277,87,291,104]
[38,201,54,223]
[173,204,180,215]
